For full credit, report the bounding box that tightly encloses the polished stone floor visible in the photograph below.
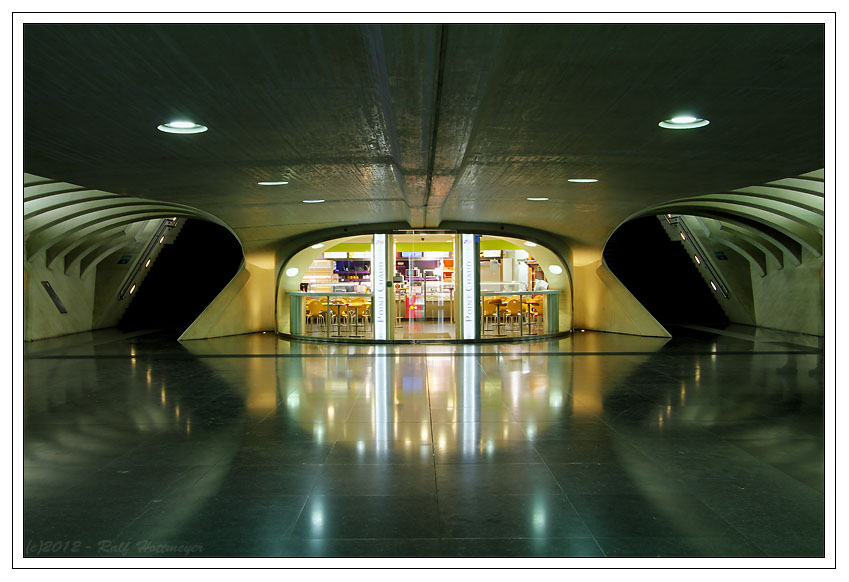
[21,325,828,561]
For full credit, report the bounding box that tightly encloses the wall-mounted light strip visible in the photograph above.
[41,281,67,314]
[663,214,729,298]
[119,217,180,300]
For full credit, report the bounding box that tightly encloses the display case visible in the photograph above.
[480,281,528,293]
[303,259,334,292]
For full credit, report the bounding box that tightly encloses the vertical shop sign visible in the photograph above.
[373,234,387,339]
[461,234,477,339]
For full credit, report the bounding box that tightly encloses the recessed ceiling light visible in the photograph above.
[157,121,208,134]
[658,116,710,130]
[311,243,325,249]
[258,181,289,186]
[285,267,300,277]
[568,178,598,183]
[548,265,563,275]
[302,199,325,204]
[524,242,537,247]
[527,197,549,201]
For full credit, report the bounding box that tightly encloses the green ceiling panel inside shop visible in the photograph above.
[325,240,525,254]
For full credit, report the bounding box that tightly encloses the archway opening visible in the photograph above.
[286,229,566,342]
[119,219,243,337]
[603,216,728,328]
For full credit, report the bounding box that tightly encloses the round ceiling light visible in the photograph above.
[527,197,549,201]
[157,120,208,134]
[548,265,563,275]
[311,243,325,249]
[524,241,537,247]
[258,181,289,186]
[302,199,325,204]
[568,178,598,183]
[285,267,299,277]
[658,115,710,130]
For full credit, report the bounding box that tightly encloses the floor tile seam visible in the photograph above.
[424,362,444,540]
[23,348,824,361]
[533,441,608,557]
[113,495,172,539]
[712,436,824,490]
[274,459,326,539]
[22,329,162,357]
[283,494,315,540]
[696,448,824,499]
[676,493,773,557]
[339,392,366,423]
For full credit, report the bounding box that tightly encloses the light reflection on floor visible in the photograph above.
[22,325,826,560]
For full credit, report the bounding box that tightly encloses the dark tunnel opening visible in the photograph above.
[603,216,729,330]
[118,219,243,337]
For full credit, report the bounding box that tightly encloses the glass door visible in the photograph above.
[406,247,425,321]
[395,232,455,340]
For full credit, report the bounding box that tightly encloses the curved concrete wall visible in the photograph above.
[23,174,236,341]
[623,169,825,336]
[24,168,825,341]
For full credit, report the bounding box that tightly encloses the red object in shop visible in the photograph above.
[406,296,423,319]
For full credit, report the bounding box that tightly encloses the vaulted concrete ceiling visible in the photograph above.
[23,23,825,254]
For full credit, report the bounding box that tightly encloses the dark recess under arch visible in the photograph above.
[603,216,728,329]
[119,219,243,337]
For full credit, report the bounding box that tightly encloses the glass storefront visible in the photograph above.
[282,231,568,342]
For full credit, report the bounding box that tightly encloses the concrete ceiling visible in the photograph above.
[23,23,825,253]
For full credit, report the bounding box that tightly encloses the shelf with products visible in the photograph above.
[302,259,334,290]
[442,258,454,282]
[333,258,371,282]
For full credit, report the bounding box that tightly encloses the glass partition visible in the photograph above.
[283,230,568,342]
[290,292,375,339]
[480,290,560,337]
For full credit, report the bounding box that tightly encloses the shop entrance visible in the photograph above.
[393,232,456,340]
